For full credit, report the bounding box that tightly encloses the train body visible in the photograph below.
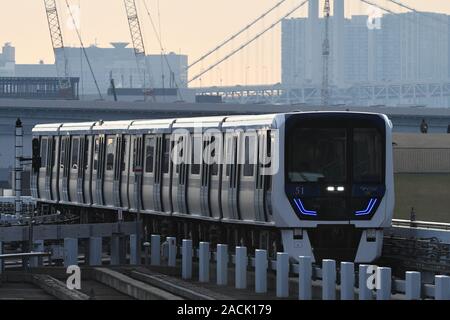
[31,111,394,263]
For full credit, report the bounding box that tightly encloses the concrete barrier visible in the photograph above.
[276,252,289,298]
[216,244,228,286]
[435,275,450,300]
[340,262,354,300]
[298,256,312,300]
[255,249,267,294]
[182,239,193,280]
[322,259,336,300]
[376,267,392,300]
[167,237,177,267]
[406,271,421,300]
[235,246,247,289]
[358,264,372,300]
[199,242,210,283]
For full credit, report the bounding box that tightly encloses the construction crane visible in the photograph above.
[321,0,331,106]
[43,0,71,96]
[124,0,154,99]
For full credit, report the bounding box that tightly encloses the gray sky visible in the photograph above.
[1,0,449,86]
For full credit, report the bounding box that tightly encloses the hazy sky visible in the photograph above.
[1,0,450,86]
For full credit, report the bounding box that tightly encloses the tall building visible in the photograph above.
[0,43,15,76]
[282,0,450,88]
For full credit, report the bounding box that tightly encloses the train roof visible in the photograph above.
[32,111,388,134]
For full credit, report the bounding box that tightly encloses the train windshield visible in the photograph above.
[288,128,347,183]
[287,127,383,184]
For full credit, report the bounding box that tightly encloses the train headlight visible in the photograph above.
[326,186,335,192]
[337,186,345,192]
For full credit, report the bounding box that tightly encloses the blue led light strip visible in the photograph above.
[355,198,377,216]
[293,198,317,216]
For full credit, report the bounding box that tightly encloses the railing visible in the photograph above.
[392,219,450,231]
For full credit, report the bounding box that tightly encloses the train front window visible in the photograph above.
[353,128,382,183]
[288,128,347,183]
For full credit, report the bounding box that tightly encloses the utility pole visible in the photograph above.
[321,0,331,106]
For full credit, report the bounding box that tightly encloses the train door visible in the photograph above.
[254,130,271,222]
[93,135,106,206]
[221,132,239,220]
[59,136,70,202]
[199,134,211,217]
[161,134,173,213]
[129,135,143,211]
[237,132,258,222]
[187,134,203,216]
[142,135,156,211]
[69,136,80,203]
[119,135,131,209]
[51,136,60,202]
[172,133,189,215]
[153,135,163,212]
[206,133,223,220]
[103,135,116,206]
[83,136,93,205]
[37,137,48,200]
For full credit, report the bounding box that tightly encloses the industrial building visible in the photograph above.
[0,42,188,98]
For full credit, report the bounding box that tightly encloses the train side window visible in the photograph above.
[162,136,170,174]
[84,137,91,170]
[145,136,155,173]
[225,136,233,177]
[106,137,115,171]
[191,135,201,175]
[40,138,48,168]
[93,137,99,171]
[121,138,127,172]
[210,136,219,176]
[60,138,66,169]
[243,135,255,177]
[71,137,79,170]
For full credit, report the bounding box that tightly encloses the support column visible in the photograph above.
[276,252,289,298]
[64,238,78,267]
[216,244,228,286]
[376,267,392,300]
[340,262,355,300]
[167,237,177,267]
[199,242,210,283]
[151,234,161,266]
[182,239,192,280]
[322,259,336,300]
[298,256,312,300]
[405,271,421,300]
[129,234,139,265]
[235,246,247,289]
[89,237,102,266]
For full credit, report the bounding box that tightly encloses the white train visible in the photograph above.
[31,111,394,263]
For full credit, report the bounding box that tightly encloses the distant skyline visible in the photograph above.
[1,0,450,86]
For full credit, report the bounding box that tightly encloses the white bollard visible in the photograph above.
[182,240,192,280]
[435,275,450,300]
[359,264,372,300]
[235,246,247,289]
[322,259,336,300]
[199,242,210,283]
[30,240,44,268]
[276,252,289,298]
[216,244,228,286]
[151,234,161,266]
[340,262,355,300]
[405,271,421,300]
[64,238,78,267]
[167,237,177,267]
[255,249,268,294]
[89,237,102,266]
[298,256,312,300]
[376,267,392,300]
